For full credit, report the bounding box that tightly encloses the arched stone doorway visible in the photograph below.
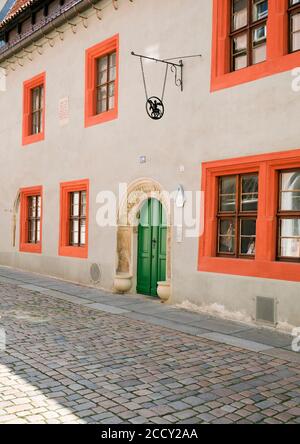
[114,178,171,295]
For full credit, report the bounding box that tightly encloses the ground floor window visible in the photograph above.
[69,191,87,247]
[59,179,89,258]
[19,186,42,253]
[199,148,300,282]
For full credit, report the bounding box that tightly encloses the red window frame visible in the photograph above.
[59,179,89,258]
[22,72,46,145]
[85,34,119,128]
[19,186,43,253]
[199,148,300,282]
[211,0,300,91]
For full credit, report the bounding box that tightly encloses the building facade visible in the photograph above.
[0,0,300,331]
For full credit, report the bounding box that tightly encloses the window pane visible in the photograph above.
[291,13,300,52]
[252,41,266,64]
[81,192,86,216]
[292,12,300,33]
[80,219,86,245]
[280,219,300,257]
[29,196,36,217]
[221,176,236,194]
[242,174,258,193]
[280,238,300,258]
[232,33,247,70]
[28,220,36,243]
[280,171,300,210]
[252,25,267,64]
[32,87,40,112]
[253,25,267,43]
[240,219,256,255]
[281,191,300,211]
[241,174,258,211]
[241,219,256,236]
[281,171,300,191]
[32,112,39,134]
[97,56,108,85]
[253,0,268,21]
[292,30,300,52]
[233,33,247,53]
[97,86,107,114]
[37,196,41,218]
[233,53,247,70]
[109,52,116,81]
[281,218,300,237]
[220,176,236,212]
[70,219,79,245]
[36,220,40,243]
[240,237,256,254]
[218,219,236,253]
[71,192,80,216]
[232,0,248,30]
[108,82,115,110]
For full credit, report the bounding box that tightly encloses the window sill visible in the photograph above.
[84,108,118,128]
[59,245,88,259]
[199,256,300,282]
[22,131,45,146]
[20,242,42,254]
[211,51,300,92]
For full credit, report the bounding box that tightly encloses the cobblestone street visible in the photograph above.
[0,268,299,424]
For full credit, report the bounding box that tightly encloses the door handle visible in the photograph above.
[152,239,157,246]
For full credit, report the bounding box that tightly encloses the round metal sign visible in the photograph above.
[146,96,164,120]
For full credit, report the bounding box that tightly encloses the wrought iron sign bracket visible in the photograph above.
[132,51,201,120]
[131,51,184,91]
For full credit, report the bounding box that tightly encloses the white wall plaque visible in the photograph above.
[58,96,69,126]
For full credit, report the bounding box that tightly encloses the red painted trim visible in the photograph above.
[19,185,43,253]
[59,179,89,259]
[211,0,297,91]
[198,148,300,282]
[85,34,119,128]
[22,72,46,145]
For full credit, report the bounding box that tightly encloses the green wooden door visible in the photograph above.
[137,199,167,296]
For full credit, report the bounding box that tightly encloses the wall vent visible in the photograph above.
[255,296,277,326]
[90,263,101,284]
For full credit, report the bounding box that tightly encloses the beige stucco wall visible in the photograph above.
[0,0,300,329]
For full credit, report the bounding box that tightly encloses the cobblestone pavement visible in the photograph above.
[0,281,299,424]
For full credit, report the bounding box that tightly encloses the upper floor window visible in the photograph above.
[231,0,268,71]
[278,170,300,261]
[85,34,119,127]
[22,72,45,146]
[217,173,258,257]
[31,85,44,135]
[96,52,116,115]
[289,0,300,52]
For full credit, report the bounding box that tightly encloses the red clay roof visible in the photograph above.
[1,0,35,27]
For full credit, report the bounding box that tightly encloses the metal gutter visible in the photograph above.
[0,0,96,63]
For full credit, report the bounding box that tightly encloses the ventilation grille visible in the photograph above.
[90,263,101,284]
[255,296,277,326]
